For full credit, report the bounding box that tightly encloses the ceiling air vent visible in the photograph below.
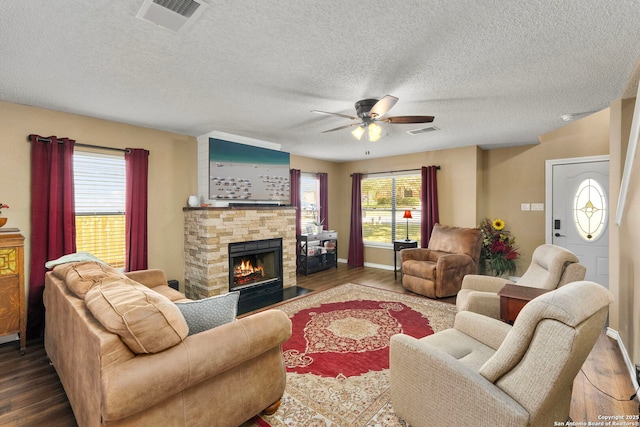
[407,126,440,135]
[136,0,207,32]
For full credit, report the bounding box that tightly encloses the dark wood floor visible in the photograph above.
[1,264,637,426]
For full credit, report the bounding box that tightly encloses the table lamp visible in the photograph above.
[403,210,412,241]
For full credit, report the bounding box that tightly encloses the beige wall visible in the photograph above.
[0,101,197,286]
[4,98,636,368]
[291,147,480,266]
[609,97,640,366]
[482,109,610,275]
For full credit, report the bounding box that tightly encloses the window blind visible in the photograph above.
[74,151,126,268]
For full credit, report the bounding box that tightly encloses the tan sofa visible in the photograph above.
[400,224,483,298]
[44,262,292,427]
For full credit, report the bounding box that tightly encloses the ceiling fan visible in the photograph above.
[312,95,434,142]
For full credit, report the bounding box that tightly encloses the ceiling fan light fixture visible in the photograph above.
[351,125,365,140]
[368,122,383,142]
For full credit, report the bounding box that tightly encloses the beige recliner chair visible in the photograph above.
[400,223,483,298]
[390,281,613,427]
[456,244,586,319]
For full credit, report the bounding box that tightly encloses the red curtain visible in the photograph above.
[125,149,149,271]
[28,134,76,338]
[421,166,440,247]
[318,172,329,229]
[348,173,364,267]
[290,169,301,236]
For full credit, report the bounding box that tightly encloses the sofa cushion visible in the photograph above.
[175,292,240,335]
[52,261,127,299]
[84,275,189,354]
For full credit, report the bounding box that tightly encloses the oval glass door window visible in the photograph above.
[573,178,606,241]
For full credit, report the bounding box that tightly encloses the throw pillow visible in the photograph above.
[85,275,189,354]
[175,292,240,335]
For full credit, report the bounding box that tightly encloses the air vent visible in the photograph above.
[136,0,207,32]
[407,126,440,135]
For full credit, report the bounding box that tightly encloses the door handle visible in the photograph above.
[554,233,565,237]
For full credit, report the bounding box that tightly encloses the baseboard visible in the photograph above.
[606,327,640,391]
[336,258,394,271]
[363,262,394,271]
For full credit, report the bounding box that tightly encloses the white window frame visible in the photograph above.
[73,151,126,269]
[361,173,421,247]
[300,172,320,233]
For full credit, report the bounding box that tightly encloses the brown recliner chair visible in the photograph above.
[400,223,482,298]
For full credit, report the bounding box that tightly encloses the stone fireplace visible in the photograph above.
[183,206,296,300]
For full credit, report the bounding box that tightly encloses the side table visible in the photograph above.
[497,283,550,324]
[393,240,418,280]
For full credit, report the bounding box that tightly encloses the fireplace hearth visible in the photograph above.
[228,238,283,306]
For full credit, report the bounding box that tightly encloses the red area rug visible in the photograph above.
[251,283,456,426]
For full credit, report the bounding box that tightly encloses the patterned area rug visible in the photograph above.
[252,283,457,427]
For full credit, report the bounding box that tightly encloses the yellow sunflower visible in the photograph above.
[492,218,505,230]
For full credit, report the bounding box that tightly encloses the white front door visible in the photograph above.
[547,157,609,287]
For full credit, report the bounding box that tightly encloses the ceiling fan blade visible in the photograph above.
[321,123,360,133]
[311,110,358,120]
[383,115,435,124]
[369,95,399,118]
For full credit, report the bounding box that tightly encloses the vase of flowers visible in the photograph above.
[0,203,9,228]
[479,218,520,277]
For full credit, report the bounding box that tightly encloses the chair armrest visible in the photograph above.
[102,309,292,421]
[125,269,168,289]
[400,248,431,262]
[457,291,502,319]
[461,274,513,292]
[454,311,512,350]
[435,254,477,282]
[390,334,528,426]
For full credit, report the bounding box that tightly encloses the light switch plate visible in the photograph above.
[521,203,531,211]
[531,203,544,211]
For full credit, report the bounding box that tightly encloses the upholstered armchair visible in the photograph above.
[456,244,586,319]
[400,223,482,298]
[390,281,613,427]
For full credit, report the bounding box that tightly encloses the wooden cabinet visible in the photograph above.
[296,231,338,275]
[0,233,26,353]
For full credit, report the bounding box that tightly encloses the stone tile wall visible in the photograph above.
[183,207,297,299]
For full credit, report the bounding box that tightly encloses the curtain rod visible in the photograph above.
[351,166,440,177]
[28,135,130,153]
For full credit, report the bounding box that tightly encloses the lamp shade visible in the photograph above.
[351,125,365,140]
[403,210,413,219]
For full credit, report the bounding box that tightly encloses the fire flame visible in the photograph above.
[234,259,264,278]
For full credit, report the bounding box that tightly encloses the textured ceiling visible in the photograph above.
[2,1,640,161]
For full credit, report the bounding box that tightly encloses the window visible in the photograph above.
[74,151,126,268]
[361,174,421,245]
[300,172,320,231]
[573,178,607,241]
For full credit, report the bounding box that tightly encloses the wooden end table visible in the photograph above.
[497,283,551,324]
[393,240,418,280]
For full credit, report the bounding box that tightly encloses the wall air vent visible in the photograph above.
[136,0,207,32]
[407,126,440,135]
